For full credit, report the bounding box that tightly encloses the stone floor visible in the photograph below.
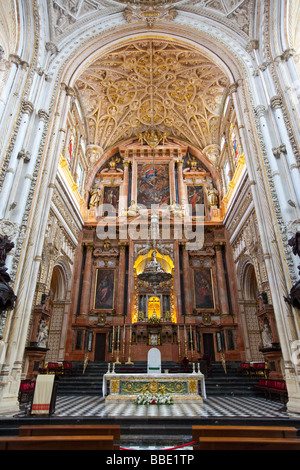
[50,394,299,419]
[1,395,300,451]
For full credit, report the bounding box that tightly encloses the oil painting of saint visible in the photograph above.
[103,186,119,213]
[94,269,115,310]
[137,163,170,209]
[187,185,205,216]
[193,268,214,310]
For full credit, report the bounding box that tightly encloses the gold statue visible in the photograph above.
[168,200,184,217]
[122,200,141,217]
[136,129,169,147]
[207,183,219,207]
[89,184,102,209]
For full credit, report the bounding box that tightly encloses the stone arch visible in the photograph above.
[237,256,263,362]
[242,262,259,301]
[46,259,71,362]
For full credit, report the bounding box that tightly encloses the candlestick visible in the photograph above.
[177,324,181,362]
[190,325,194,361]
[122,324,126,361]
[126,325,134,364]
[112,326,115,360]
[115,325,121,364]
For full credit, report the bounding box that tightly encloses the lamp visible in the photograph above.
[137,42,172,290]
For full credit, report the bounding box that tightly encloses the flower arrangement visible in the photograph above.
[138,311,145,321]
[134,391,173,405]
[148,313,161,324]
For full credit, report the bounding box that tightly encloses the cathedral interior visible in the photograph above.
[0,0,300,451]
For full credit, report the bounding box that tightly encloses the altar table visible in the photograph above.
[103,372,206,403]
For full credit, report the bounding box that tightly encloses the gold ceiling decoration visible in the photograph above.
[114,0,179,4]
[76,39,228,156]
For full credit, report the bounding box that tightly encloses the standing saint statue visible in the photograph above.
[207,183,219,207]
[89,184,102,209]
[0,235,17,313]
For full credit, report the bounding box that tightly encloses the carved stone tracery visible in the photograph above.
[76,39,229,155]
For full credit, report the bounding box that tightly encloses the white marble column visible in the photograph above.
[0,100,34,218]
[0,83,72,412]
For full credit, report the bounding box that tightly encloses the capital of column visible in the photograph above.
[247,39,259,52]
[270,95,283,109]
[8,54,22,67]
[38,109,50,123]
[281,48,296,61]
[60,83,75,97]
[272,144,287,158]
[123,160,131,168]
[45,42,58,55]
[118,242,128,252]
[229,82,238,94]
[21,100,34,115]
[84,243,94,252]
[214,242,225,252]
[17,150,31,163]
[175,159,184,167]
[254,105,266,118]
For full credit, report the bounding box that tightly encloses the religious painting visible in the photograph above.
[94,269,115,310]
[187,185,205,216]
[103,186,119,214]
[137,163,170,209]
[148,296,161,320]
[193,268,215,310]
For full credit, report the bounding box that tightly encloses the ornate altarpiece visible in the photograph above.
[66,133,241,364]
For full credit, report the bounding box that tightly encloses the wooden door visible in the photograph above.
[94,333,107,361]
[203,333,215,361]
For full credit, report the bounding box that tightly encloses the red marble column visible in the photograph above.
[121,160,130,213]
[117,243,127,315]
[215,243,230,315]
[176,159,185,205]
[182,243,193,316]
[80,243,94,315]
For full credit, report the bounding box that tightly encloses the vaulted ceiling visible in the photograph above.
[75,39,229,154]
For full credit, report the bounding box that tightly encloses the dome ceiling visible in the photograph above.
[75,39,229,155]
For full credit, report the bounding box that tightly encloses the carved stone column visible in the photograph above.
[80,243,94,315]
[215,244,230,316]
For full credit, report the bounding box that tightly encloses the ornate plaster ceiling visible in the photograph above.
[75,39,229,155]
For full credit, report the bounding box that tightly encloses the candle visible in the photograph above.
[123,324,126,358]
[112,326,115,358]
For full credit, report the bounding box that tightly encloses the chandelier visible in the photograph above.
[137,42,172,289]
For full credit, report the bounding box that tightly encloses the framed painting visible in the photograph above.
[137,163,170,209]
[187,185,205,216]
[94,269,115,310]
[193,268,215,310]
[103,185,119,213]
